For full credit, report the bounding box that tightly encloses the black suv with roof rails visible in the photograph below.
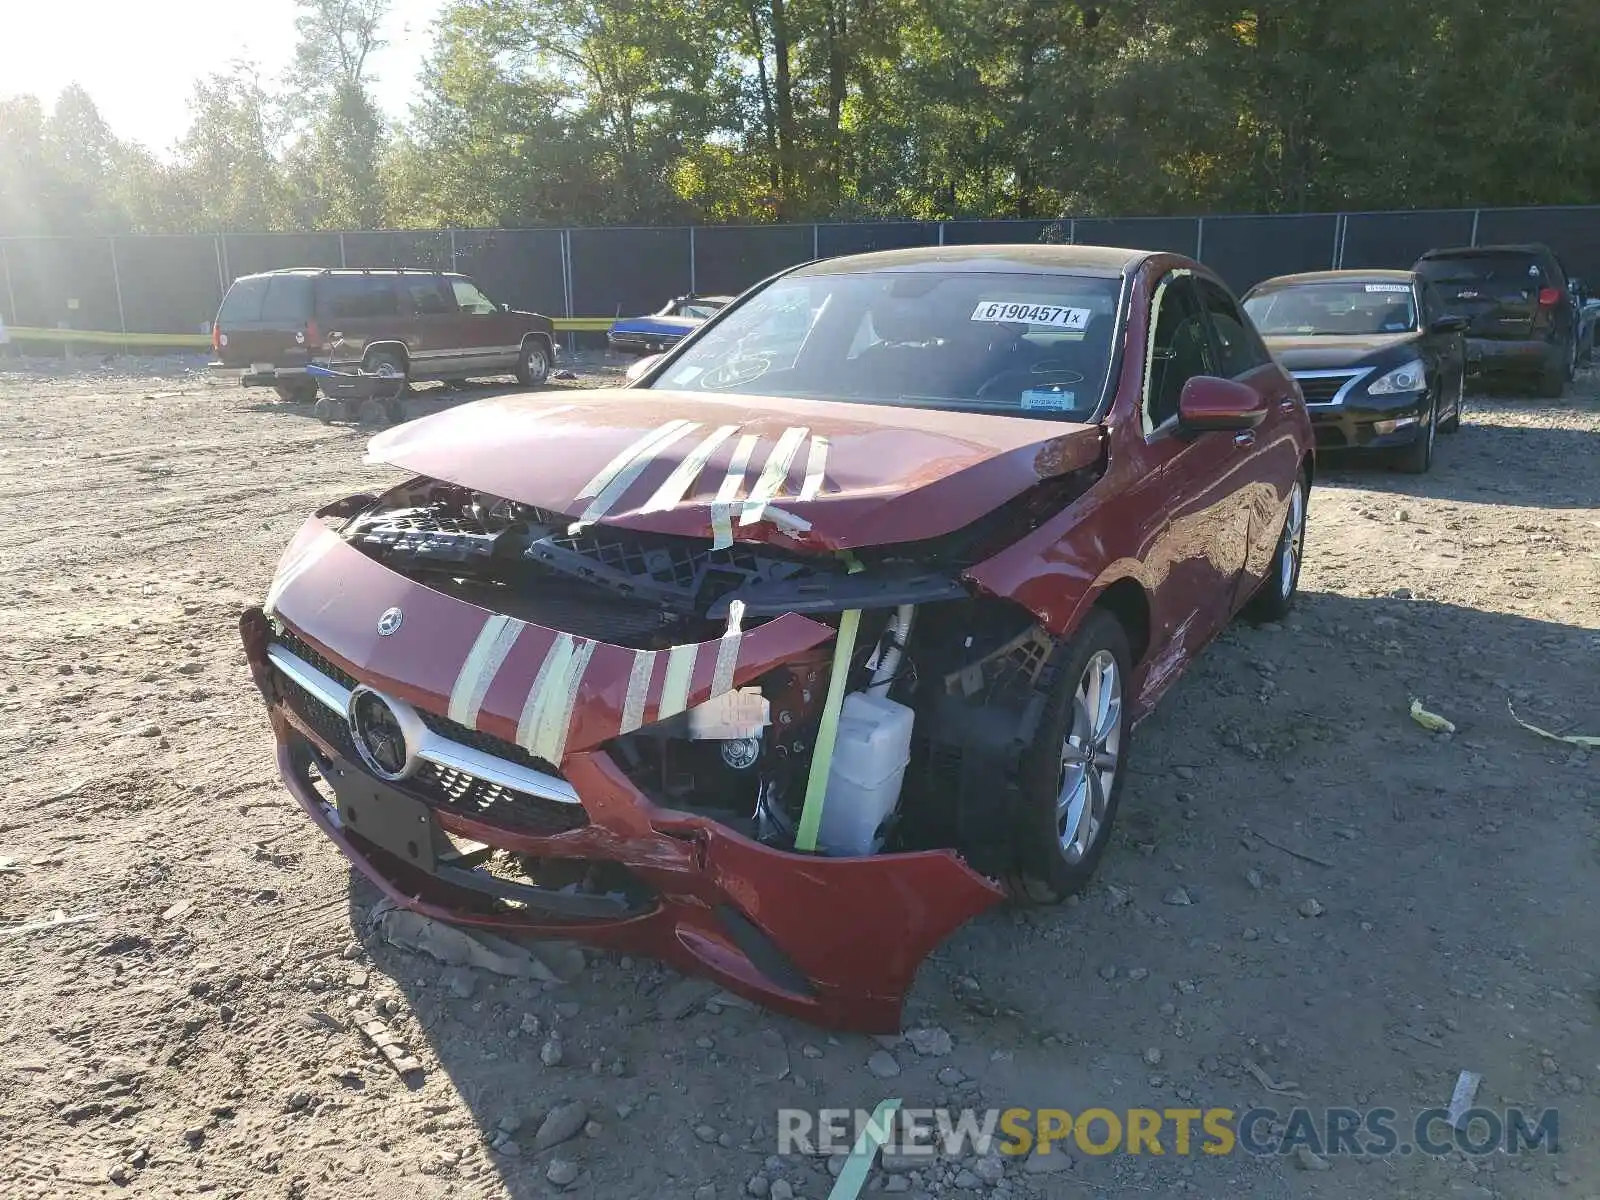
[1412,243,1580,397]
[209,268,558,404]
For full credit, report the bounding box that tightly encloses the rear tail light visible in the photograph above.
[1538,287,1561,307]
[211,322,221,355]
[305,318,321,349]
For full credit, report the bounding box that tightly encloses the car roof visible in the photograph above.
[235,268,463,280]
[790,244,1153,279]
[1416,243,1552,260]
[1248,269,1416,290]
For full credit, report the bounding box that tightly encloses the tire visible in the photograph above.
[313,396,340,424]
[1536,344,1568,398]
[1003,609,1133,904]
[1241,470,1308,623]
[1395,395,1437,474]
[1439,372,1463,433]
[515,337,551,387]
[274,382,317,404]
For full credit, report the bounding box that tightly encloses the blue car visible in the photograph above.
[607,294,732,354]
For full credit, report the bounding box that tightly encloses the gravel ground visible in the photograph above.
[1,352,1597,1200]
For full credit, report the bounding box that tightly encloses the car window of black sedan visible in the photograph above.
[1243,281,1418,336]
[649,270,1122,421]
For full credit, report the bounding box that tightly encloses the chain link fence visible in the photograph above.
[3,206,1598,342]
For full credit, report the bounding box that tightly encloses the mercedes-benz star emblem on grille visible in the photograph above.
[376,606,403,636]
[348,687,413,781]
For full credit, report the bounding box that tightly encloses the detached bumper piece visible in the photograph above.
[243,608,1003,1032]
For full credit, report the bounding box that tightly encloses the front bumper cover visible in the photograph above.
[241,521,1005,1031]
[1305,390,1431,451]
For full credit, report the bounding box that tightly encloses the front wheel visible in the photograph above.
[1241,470,1308,623]
[1004,609,1133,904]
[516,338,551,387]
[1439,372,1463,433]
[1395,396,1436,474]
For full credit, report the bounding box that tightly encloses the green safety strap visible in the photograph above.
[794,554,866,853]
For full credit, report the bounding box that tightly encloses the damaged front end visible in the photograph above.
[244,457,1100,1031]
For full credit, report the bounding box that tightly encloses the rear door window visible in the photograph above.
[316,274,402,321]
[407,278,455,316]
[259,276,312,324]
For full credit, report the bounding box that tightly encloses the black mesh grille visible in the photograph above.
[276,628,358,691]
[274,625,564,778]
[413,762,587,835]
[414,708,562,777]
[1294,374,1353,404]
[276,669,356,758]
[272,670,585,835]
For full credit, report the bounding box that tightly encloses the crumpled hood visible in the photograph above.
[1263,332,1421,371]
[366,389,1103,550]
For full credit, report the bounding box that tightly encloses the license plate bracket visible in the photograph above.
[328,766,438,872]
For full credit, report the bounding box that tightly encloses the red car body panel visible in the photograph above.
[364,390,1105,551]
[244,247,1312,1033]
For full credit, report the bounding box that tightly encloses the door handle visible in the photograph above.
[1233,431,1256,447]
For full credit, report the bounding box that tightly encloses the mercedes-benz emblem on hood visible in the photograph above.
[376,607,403,636]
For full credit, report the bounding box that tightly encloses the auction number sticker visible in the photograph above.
[1364,283,1411,294]
[971,301,1091,329]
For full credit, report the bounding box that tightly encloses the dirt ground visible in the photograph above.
[1,351,1597,1200]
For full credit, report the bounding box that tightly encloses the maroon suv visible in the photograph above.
[210,268,558,403]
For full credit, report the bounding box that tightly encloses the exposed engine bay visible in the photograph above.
[331,476,1078,866]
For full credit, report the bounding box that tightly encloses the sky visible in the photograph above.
[0,0,445,154]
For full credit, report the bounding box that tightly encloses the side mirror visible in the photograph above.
[1177,376,1267,432]
[501,302,511,312]
[624,353,663,384]
[1430,314,1471,335]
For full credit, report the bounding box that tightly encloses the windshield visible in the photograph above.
[645,270,1122,420]
[1243,281,1418,336]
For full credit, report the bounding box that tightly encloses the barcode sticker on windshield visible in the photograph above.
[971,301,1091,329]
[1021,388,1077,412]
[1364,284,1411,294]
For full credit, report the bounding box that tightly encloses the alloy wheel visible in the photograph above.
[1057,650,1122,863]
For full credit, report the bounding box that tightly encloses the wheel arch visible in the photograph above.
[520,330,555,358]
[1089,575,1152,670]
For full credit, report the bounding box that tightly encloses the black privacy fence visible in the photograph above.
[3,206,1599,339]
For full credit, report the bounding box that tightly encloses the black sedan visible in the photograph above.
[1242,270,1468,473]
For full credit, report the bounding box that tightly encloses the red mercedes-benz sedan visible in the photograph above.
[240,245,1313,1032]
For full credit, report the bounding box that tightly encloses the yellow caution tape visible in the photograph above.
[1507,700,1600,749]
[7,327,210,348]
[1409,698,1456,734]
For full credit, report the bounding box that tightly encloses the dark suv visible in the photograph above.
[210,269,558,402]
[1412,244,1578,397]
